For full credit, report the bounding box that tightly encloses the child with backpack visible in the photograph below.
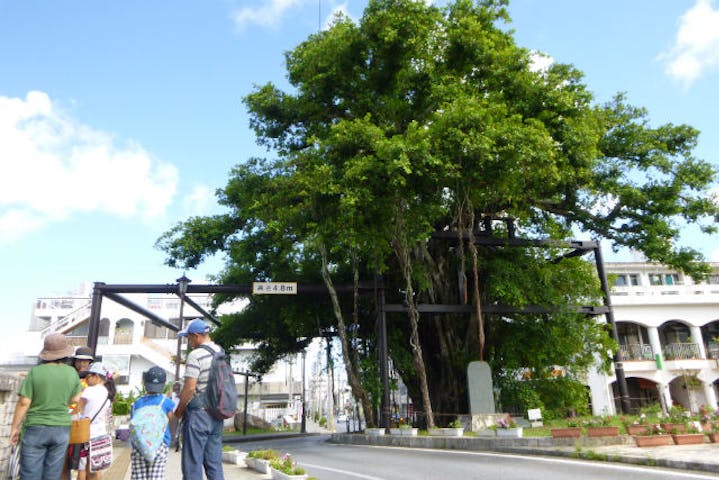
[130,367,174,480]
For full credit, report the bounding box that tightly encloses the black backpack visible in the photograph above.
[198,345,238,420]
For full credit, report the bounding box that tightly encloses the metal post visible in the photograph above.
[174,274,191,381]
[87,282,105,356]
[301,350,307,434]
[378,286,391,431]
[243,374,250,435]
[594,246,632,414]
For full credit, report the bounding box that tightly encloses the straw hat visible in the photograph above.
[38,333,75,361]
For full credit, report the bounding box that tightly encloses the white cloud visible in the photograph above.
[0,91,178,244]
[660,0,719,87]
[182,184,215,217]
[323,3,351,30]
[529,51,554,73]
[231,0,307,30]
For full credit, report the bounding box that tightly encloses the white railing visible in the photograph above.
[705,342,719,359]
[619,343,654,361]
[39,302,92,338]
[663,342,701,360]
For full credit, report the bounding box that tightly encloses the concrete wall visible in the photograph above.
[0,371,23,478]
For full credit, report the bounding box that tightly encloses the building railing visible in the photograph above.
[706,342,719,359]
[619,343,654,361]
[39,302,91,338]
[662,342,701,360]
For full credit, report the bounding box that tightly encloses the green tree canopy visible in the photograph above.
[158,0,717,423]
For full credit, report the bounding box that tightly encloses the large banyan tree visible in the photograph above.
[157,0,718,426]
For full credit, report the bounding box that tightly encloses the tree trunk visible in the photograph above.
[393,237,435,429]
[320,244,376,427]
[467,209,485,360]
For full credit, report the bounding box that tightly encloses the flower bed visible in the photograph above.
[671,433,704,445]
[270,454,308,480]
[550,427,582,438]
[634,435,672,447]
[586,426,620,437]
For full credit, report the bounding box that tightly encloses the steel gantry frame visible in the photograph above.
[85,232,630,433]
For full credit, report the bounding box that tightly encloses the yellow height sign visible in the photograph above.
[252,282,298,295]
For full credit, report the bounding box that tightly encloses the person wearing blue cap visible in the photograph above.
[174,319,224,480]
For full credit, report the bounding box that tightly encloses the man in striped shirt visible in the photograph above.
[175,319,225,480]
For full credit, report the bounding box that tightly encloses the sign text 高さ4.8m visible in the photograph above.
[252,282,297,295]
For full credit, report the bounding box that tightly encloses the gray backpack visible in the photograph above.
[198,345,238,420]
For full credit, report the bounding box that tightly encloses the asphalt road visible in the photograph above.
[228,435,717,480]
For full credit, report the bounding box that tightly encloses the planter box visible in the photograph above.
[661,423,686,433]
[625,425,651,435]
[708,432,719,443]
[270,468,309,480]
[390,427,418,436]
[222,450,245,465]
[365,428,385,436]
[496,427,523,438]
[428,427,464,437]
[245,457,272,474]
[634,435,672,447]
[586,426,620,437]
[672,433,705,445]
[550,427,582,438]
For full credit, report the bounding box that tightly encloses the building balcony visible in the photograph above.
[705,342,719,359]
[619,343,654,361]
[662,342,701,360]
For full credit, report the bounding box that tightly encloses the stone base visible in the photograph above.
[471,414,508,431]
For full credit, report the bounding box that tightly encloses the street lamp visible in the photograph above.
[174,274,191,381]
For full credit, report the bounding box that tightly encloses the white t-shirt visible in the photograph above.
[81,384,110,438]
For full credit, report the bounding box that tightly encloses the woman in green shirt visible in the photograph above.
[10,333,82,480]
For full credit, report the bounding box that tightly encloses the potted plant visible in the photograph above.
[551,418,582,438]
[428,419,465,437]
[493,415,523,438]
[622,415,651,435]
[245,449,280,474]
[633,424,672,447]
[270,454,309,480]
[671,424,705,445]
[585,416,620,437]
[661,406,688,433]
[390,418,418,436]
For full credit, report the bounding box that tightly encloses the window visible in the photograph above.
[613,274,640,287]
[706,275,719,285]
[649,273,680,286]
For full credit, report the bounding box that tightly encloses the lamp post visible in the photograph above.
[174,274,191,381]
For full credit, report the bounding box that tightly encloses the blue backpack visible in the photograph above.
[130,395,170,462]
[199,344,238,420]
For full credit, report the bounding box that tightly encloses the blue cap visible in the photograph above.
[177,319,210,337]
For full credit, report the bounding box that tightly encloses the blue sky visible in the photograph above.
[1,0,718,336]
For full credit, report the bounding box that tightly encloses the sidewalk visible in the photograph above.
[105,441,266,480]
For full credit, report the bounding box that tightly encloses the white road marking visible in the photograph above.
[302,462,389,479]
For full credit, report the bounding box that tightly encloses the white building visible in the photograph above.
[589,262,719,415]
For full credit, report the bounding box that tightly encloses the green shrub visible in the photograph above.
[247,449,280,460]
